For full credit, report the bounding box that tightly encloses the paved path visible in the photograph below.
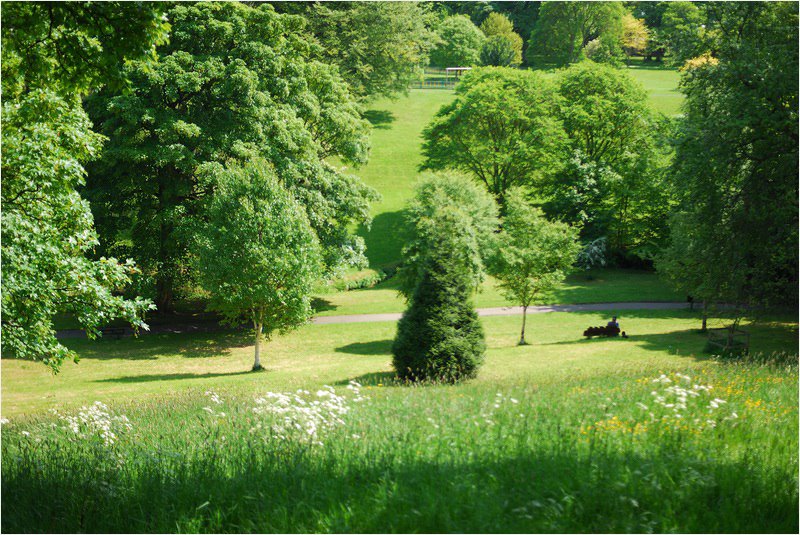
[312,302,688,324]
[56,302,688,338]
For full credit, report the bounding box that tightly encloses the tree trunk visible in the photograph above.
[519,305,528,345]
[252,321,263,371]
[701,301,708,332]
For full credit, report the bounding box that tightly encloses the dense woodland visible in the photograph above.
[1,1,797,372]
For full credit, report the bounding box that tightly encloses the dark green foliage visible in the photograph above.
[393,210,486,383]
[480,35,519,67]
[541,61,673,258]
[658,2,799,309]
[86,2,377,312]
[528,2,625,66]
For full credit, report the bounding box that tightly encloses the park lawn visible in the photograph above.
[2,310,797,533]
[3,309,795,419]
[314,268,683,317]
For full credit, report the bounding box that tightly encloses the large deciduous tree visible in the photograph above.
[430,15,485,67]
[528,1,626,66]
[195,161,321,371]
[541,61,673,257]
[420,67,566,207]
[292,2,435,99]
[1,2,168,371]
[658,3,798,312]
[489,189,580,345]
[86,2,377,313]
[480,12,523,66]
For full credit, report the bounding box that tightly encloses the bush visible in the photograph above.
[392,211,486,383]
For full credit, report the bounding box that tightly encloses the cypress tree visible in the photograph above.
[392,210,486,383]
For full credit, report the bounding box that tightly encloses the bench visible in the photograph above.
[101,327,126,340]
[583,325,621,339]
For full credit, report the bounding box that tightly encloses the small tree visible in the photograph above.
[195,161,322,371]
[397,172,499,299]
[393,208,486,383]
[479,13,523,66]
[489,189,580,345]
[430,15,485,67]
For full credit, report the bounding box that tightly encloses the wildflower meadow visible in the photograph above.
[2,354,796,533]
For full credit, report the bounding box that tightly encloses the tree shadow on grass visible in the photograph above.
[335,339,393,356]
[334,370,398,386]
[363,109,396,129]
[94,370,255,384]
[61,332,251,361]
[311,297,337,313]
[359,209,409,269]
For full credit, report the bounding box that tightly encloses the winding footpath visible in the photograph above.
[55,302,688,339]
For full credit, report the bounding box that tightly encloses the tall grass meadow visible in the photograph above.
[2,355,797,533]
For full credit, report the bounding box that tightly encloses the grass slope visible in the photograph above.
[2,311,797,532]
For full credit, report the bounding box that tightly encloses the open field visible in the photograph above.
[2,309,797,532]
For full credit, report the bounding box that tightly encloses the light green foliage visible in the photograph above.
[393,208,487,382]
[480,35,519,67]
[430,15,485,67]
[479,12,523,66]
[86,2,377,311]
[529,1,626,66]
[659,2,798,310]
[421,68,567,206]
[621,14,650,57]
[660,1,708,66]
[1,92,154,371]
[0,2,168,99]
[303,2,435,99]
[543,61,673,256]
[490,190,580,344]
[0,2,168,371]
[397,172,499,298]
[195,161,322,370]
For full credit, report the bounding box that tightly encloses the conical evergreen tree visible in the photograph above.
[392,210,486,382]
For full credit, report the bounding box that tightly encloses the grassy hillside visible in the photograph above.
[3,310,797,532]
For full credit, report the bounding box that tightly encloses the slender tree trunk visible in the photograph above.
[155,178,174,314]
[252,320,263,371]
[519,305,528,345]
[701,301,708,332]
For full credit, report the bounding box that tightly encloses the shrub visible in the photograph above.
[392,209,486,383]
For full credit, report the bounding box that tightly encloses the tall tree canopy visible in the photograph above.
[85,2,378,312]
[421,67,566,207]
[1,2,169,371]
[479,12,523,66]
[284,2,435,99]
[541,61,672,258]
[658,2,798,310]
[528,1,626,66]
[430,15,485,67]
